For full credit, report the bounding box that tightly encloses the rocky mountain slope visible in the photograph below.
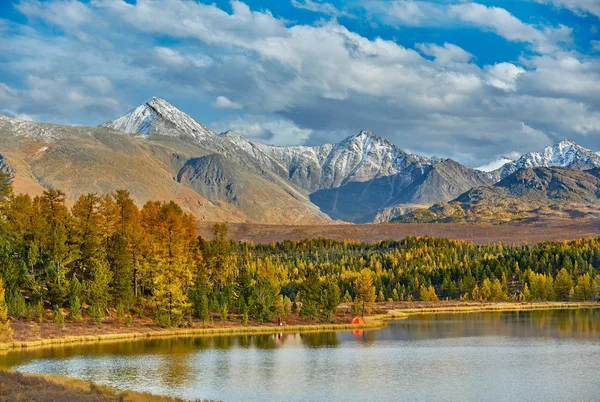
[397,167,600,223]
[98,98,492,222]
[0,115,331,224]
[7,97,598,224]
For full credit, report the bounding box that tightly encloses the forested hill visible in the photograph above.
[0,171,598,336]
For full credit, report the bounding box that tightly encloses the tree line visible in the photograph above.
[0,172,598,335]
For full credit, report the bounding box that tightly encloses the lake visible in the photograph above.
[2,309,599,401]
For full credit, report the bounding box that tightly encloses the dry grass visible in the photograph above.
[4,301,599,352]
[198,218,600,245]
[1,308,375,351]
[0,370,215,402]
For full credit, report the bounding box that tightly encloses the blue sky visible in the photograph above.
[1,0,599,166]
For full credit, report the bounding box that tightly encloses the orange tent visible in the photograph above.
[351,317,364,324]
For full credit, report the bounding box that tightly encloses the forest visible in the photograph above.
[0,171,598,336]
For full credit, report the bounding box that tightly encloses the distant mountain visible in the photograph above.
[99,98,492,222]
[3,97,573,224]
[397,167,600,223]
[0,115,331,225]
[488,140,600,180]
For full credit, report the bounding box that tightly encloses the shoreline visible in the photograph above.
[2,301,598,353]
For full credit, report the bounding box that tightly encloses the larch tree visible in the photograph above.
[354,268,376,317]
[554,268,573,301]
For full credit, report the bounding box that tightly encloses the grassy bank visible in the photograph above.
[2,301,598,352]
[0,369,214,402]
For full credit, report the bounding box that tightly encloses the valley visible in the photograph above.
[197,218,600,244]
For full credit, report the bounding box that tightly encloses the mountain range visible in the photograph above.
[2,97,600,224]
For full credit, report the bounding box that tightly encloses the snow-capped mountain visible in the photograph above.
[493,140,600,180]
[97,97,492,222]
[101,97,217,144]
[476,156,514,173]
[256,130,436,192]
[101,99,439,195]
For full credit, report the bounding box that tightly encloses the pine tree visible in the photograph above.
[107,232,134,311]
[0,277,13,343]
[69,278,83,322]
[86,260,112,325]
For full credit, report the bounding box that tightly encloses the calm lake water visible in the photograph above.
[2,309,600,402]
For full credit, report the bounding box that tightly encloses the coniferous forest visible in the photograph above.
[0,171,598,333]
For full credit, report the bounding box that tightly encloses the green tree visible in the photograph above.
[0,277,13,343]
[554,268,573,301]
[107,232,134,311]
[574,273,595,301]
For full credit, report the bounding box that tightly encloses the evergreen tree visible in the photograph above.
[0,277,13,343]
[107,232,134,310]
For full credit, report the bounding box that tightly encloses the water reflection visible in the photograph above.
[1,308,598,402]
[378,308,600,342]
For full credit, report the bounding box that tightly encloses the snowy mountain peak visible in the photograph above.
[100,97,216,142]
[493,139,600,180]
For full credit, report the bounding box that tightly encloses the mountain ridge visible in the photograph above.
[3,97,600,224]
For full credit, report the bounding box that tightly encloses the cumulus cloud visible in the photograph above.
[484,63,526,90]
[214,96,242,109]
[0,0,599,165]
[367,1,572,53]
[212,115,312,146]
[449,3,572,52]
[417,43,473,65]
[16,0,93,31]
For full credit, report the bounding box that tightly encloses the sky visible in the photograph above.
[0,0,599,166]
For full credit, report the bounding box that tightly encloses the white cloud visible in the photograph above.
[485,63,526,91]
[417,42,473,65]
[535,0,600,18]
[81,75,113,94]
[367,1,572,53]
[214,96,242,109]
[212,116,312,146]
[291,0,351,18]
[449,3,572,52]
[1,0,599,165]
[377,0,448,26]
